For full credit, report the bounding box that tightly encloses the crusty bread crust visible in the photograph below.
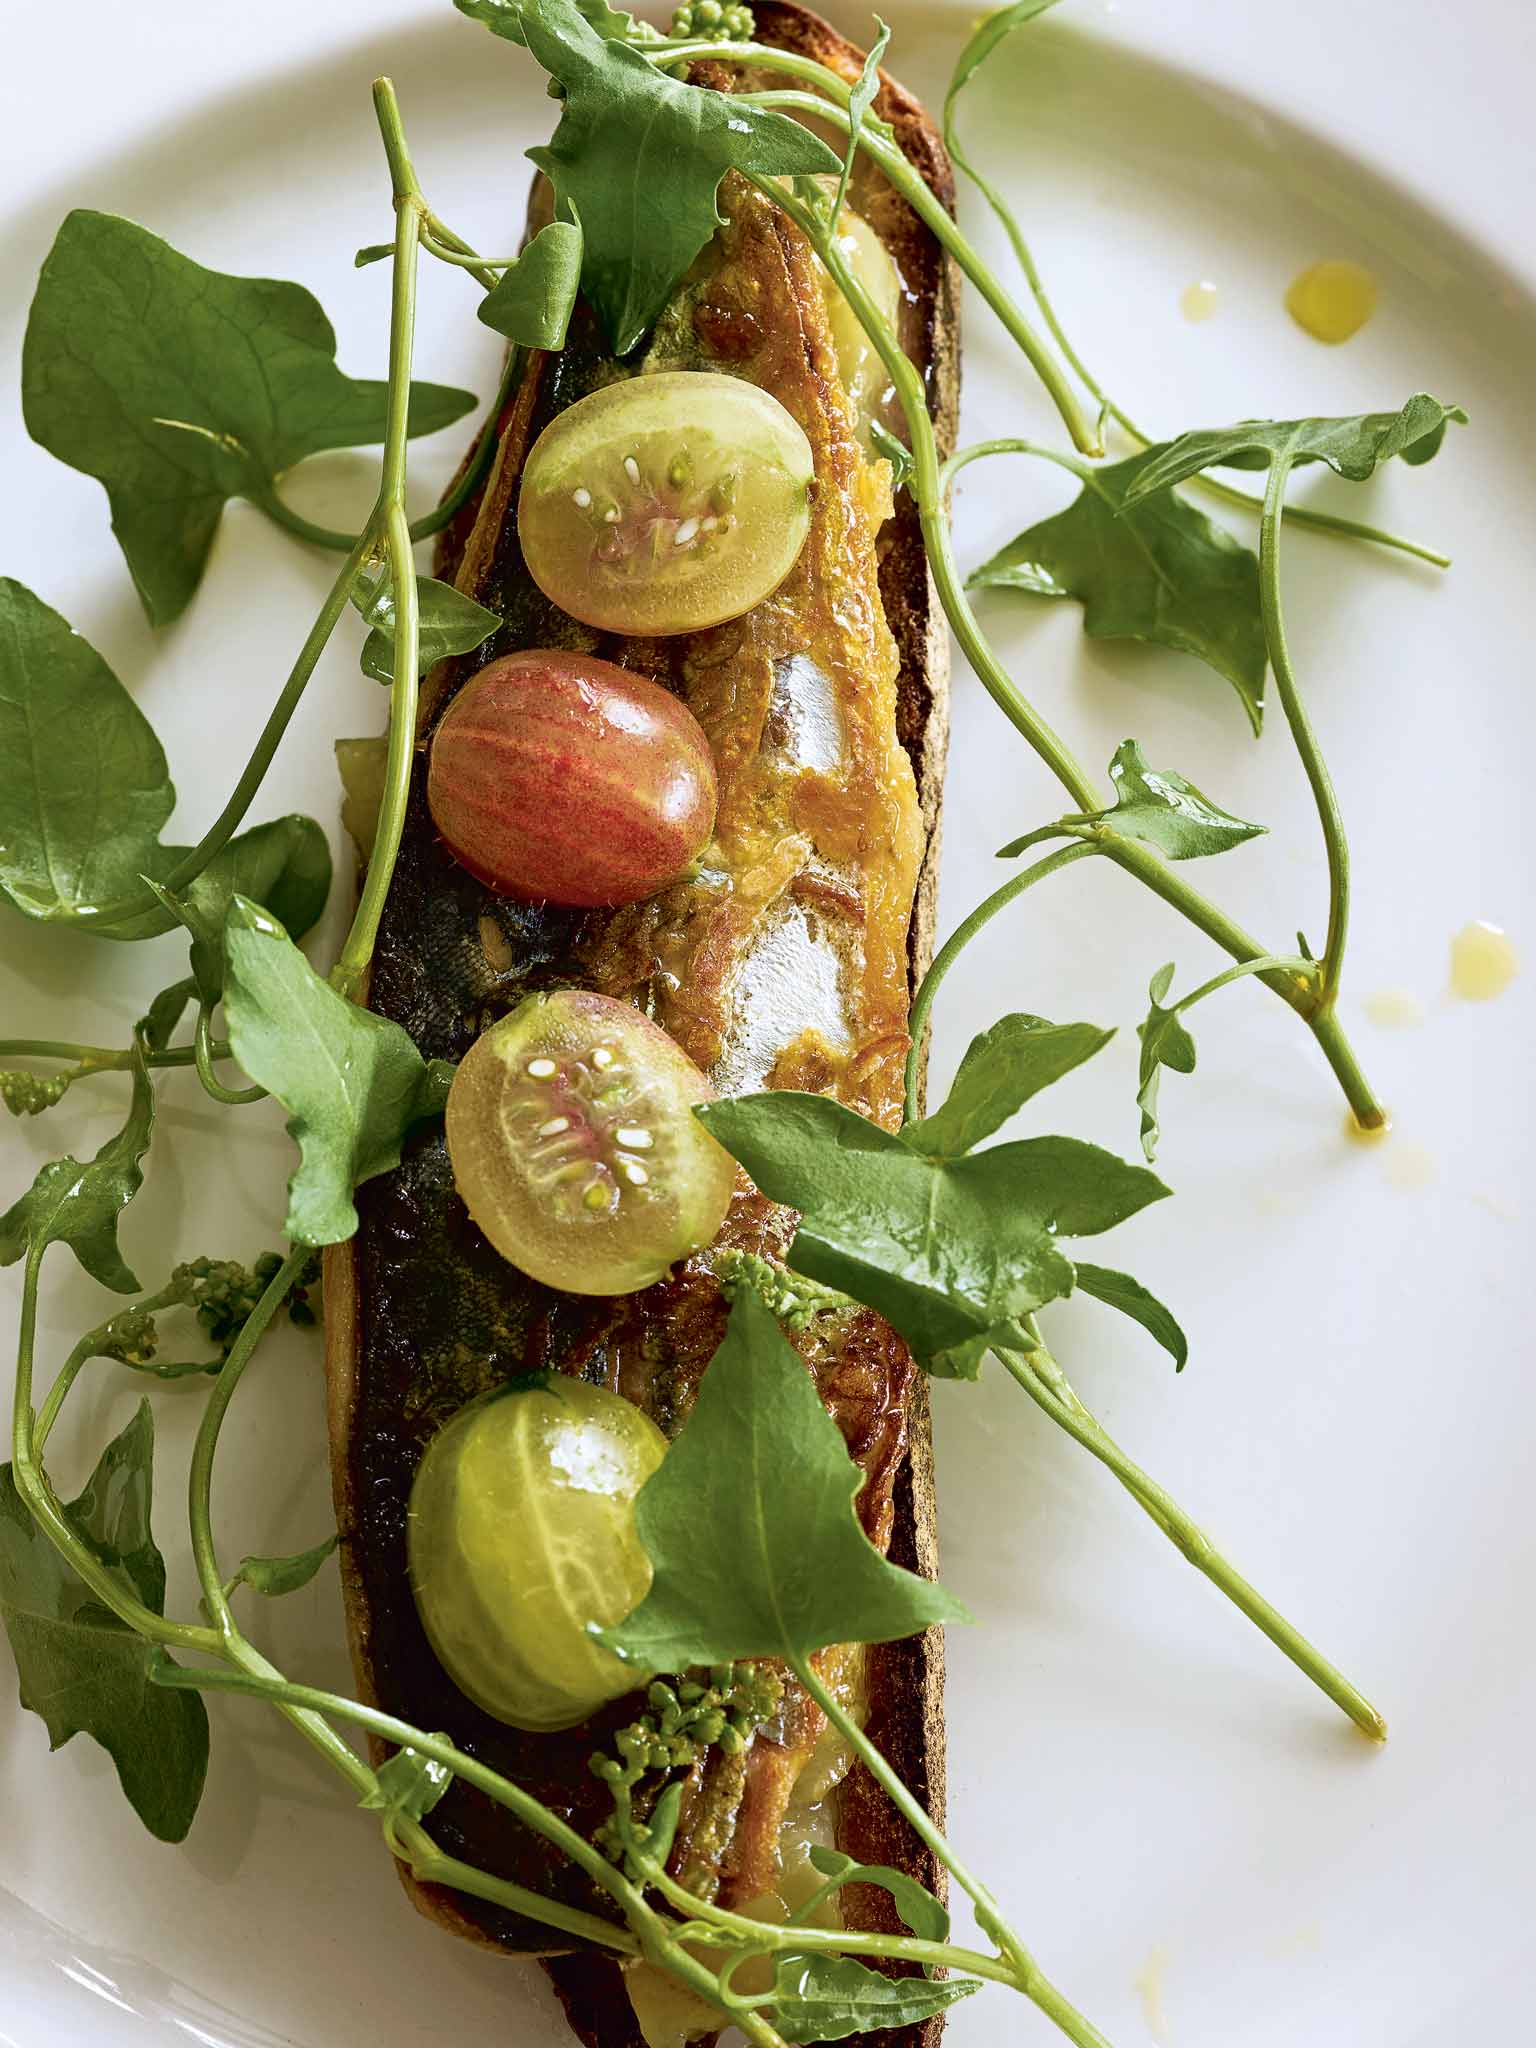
[323,7,959,2041]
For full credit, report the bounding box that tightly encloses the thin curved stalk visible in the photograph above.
[903,842,1100,1123]
[792,1656,1112,2048]
[891,420,1390,1126]
[194,1008,266,1106]
[942,74,1449,566]
[1260,450,1351,1006]
[253,342,522,555]
[329,83,427,1002]
[999,1337,1386,1738]
[9,1250,223,1656]
[61,533,373,932]
[150,1659,787,2045]
[737,87,1098,456]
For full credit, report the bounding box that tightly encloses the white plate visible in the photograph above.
[3,3,1532,2044]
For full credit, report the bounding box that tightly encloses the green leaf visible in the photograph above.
[21,211,477,623]
[924,1329,1000,1383]
[456,0,642,44]
[902,1012,1113,1157]
[1120,394,1467,507]
[185,815,331,989]
[833,17,890,223]
[639,1779,686,1872]
[477,218,584,349]
[220,898,454,1246]
[510,0,837,353]
[700,1094,1169,1363]
[0,1404,209,1841]
[869,420,912,494]
[1072,1262,1188,1372]
[228,1533,338,1598]
[359,1742,454,1828]
[602,1292,969,1672]
[805,1845,949,1944]
[1136,963,1197,1163]
[0,1046,154,1290]
[0,579,173,920]
[968,452,1268,732]
[1004,738,1265,864]
[140,978,197,1053]
[0,580,332,941]
[141,814,333,999]
[357,570,500,686]
[770,1953,980,2041]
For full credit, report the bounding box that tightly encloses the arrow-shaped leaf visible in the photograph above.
[1000,739,1265,864]
[0,1403,209,1841]
[969,451,1269,731]
[602,1291,969,1672]
[1121,394,1466,507]
[22,212,476,622]
[220,898,454,1246]
[0,1045,154,1290]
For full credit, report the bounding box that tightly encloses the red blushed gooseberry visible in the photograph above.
[427,650,717,908]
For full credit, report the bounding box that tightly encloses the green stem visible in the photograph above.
[9,1249,222,1655]
[194,1008,266,1106]
[60,533,373,932]
[420,235,520,272]
[248,490,369,554]
[149,1658,785,2038]
[760,178,1101,804]
[401,1835,640,1954]
[1168,954,1315,1019]
[903,842,1100,1123]
[998,1339,1386,1739]
[635,1854,1035,1993]
[790,1657,1111,2048]
[942,75,1448,566]
[32,1284,186,1455]
[331,502,418,1003]
[0,1039,131,1065]
[419,210,502,293]
[765,179,1387,1130]
[0,1040,222,1076]
[187,1247,312,1632]
[1260,449,1351,1007]
[660,38,867,101]
[738,89,1098,456]
[329,84,427,1003]
[252,340,520,556]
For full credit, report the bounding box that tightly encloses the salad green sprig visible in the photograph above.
[941,0,1454,568]
[0,1,1450,2037]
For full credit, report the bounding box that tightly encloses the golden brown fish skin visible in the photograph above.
[327,9,958,2042]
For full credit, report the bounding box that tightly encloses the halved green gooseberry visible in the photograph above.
[445,989,737,1296]
[517,371,814,635]
[408,1376,665,1731]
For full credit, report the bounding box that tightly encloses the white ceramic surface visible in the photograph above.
[2,3,1532,2045]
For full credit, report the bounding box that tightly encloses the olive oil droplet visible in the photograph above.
[1135,1945,1171,2045]
[1450,921,1519,1001]
[1364,989,1425,1029]
[1384,1140,1437,1191]
[1285,259,1377,344]
[1180,280,1220,323]
[1344,1110,1393,1144]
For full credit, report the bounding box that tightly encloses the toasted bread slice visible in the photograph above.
[324,8,958,2041]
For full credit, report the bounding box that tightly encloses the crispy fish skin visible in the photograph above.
[324,7,957,2042]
